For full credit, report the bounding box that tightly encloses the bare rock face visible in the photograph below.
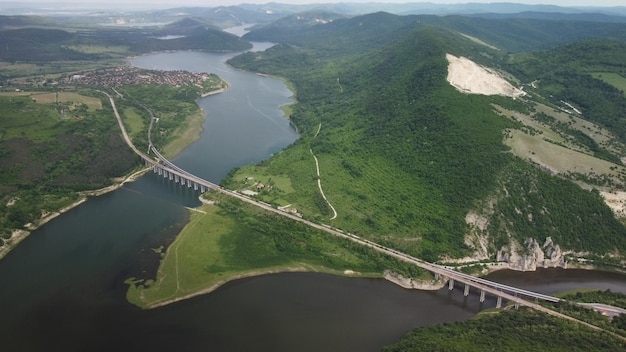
[497,236,566,271]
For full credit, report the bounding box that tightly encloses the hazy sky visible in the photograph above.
[9,0,626,8]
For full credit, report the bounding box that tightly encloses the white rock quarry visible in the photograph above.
[446,53,525,97]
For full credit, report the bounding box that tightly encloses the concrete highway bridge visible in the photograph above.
[108,92,567,311]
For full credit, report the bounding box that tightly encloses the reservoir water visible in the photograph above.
[1,43,625,351]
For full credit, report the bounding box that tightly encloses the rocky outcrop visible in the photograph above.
[496,236,566,271]
[383,270,445,290]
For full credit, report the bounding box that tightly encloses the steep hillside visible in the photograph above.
[227,14,626,268]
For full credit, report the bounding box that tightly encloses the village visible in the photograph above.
[61,65,214,89]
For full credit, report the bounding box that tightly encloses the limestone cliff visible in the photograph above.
[496,236,566,271]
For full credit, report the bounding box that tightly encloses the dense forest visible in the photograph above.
[0,17,250,64]
[383,307,625,352]
[0,91,137,239]
[227,14,626,261]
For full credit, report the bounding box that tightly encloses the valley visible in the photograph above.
[1,2,626,351]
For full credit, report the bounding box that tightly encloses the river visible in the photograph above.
[0,40,625,351]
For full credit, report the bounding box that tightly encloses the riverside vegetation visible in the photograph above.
[0,78,224,257]
[0,16,239,257]
[384,290,626,351]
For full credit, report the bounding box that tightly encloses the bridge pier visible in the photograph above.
[480,290,485,303]
[175,174,179,184]
[448,278,454,291]
[169,173,173,181]
[194,182,198,191]
[464,284,470,297]
[186,179,191,188]
[434,273,440,280]
[496,296,502,308]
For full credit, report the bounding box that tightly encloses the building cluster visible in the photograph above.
[62,66,212,88]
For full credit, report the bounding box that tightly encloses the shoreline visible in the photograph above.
[146,266,311,309]
[0,76,229,261]
[136,258,626,310]
[0,166,151,261]
[159,83,229,159]
[139,264,388,309]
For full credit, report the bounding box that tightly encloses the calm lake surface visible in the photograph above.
[1,42,625,351]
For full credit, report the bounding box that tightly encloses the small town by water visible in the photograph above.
[0,38,625,351]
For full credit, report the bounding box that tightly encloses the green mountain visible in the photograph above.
[243,11,419,55]
[0,16,251,63]
[0,28,96,61]
[226,12,626,267]
[246,10,626,53]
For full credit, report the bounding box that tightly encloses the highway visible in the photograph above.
[107,91,563,303]
[107,92,623,337]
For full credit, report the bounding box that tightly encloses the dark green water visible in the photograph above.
[0,47,625,352]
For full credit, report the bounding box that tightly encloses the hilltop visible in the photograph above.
[225,10,626,271]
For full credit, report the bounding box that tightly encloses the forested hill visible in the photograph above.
[244,11,626,53]
[227,13,626,264]
[0,16,251,62]
[243,12,419,55]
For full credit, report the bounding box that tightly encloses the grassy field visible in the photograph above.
[534,103,620,149]
[0,60,123,80]
[498,100,626,190]
[593,72,626,97]
[31,92,103,111]
[506,130,624,179]
[126,191,429,308]
[0,91,103,111]
[121,106,146,140]
[160,110,204,159]
[229,165,296,206]
[126,202,367,308]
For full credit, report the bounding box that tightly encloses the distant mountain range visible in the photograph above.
[2,2,626,20]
